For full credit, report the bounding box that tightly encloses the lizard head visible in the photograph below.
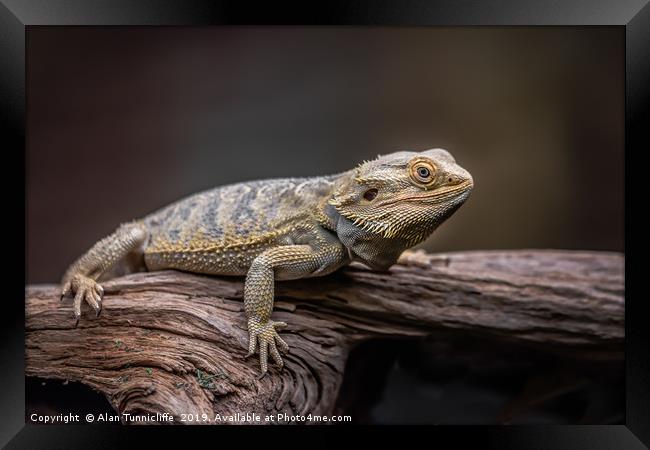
[328,148,473,269]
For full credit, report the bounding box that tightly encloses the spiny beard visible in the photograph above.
[336,207,440,247]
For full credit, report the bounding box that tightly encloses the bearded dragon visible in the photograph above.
[60,149,473,377]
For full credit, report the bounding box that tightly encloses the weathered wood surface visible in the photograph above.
[25,250,624,424]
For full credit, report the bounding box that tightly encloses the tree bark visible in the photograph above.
[25,250,624,424]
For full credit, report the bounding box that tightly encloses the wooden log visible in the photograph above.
[25,250,624,424]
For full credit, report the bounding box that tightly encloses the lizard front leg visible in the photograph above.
[244,242,345,377]
[60,221,148,324]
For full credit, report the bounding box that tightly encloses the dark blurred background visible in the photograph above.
[26,27,624,424]
[26,26,623,284]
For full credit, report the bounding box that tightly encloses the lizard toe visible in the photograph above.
[246,319,290,376]
[63,274,104,322]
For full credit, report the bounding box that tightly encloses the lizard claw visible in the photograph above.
[61,274,104,323]
[246,318,289,376]
[60,281,71,301]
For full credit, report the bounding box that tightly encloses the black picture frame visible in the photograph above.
[5,0,648,447]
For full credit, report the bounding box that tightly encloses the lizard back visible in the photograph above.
[142,175,340,275]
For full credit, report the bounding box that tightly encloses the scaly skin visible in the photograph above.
[60,148,473,377]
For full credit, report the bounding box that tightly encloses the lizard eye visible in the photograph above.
[409,158,437,185]
[363,188,378,201]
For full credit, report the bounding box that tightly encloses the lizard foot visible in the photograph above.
[245,318,290,378]
[60,274,104,325]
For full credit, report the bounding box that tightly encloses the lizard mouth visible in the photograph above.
[380,180,473,207]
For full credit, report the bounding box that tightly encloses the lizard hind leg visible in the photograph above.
[60,222,149,325]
